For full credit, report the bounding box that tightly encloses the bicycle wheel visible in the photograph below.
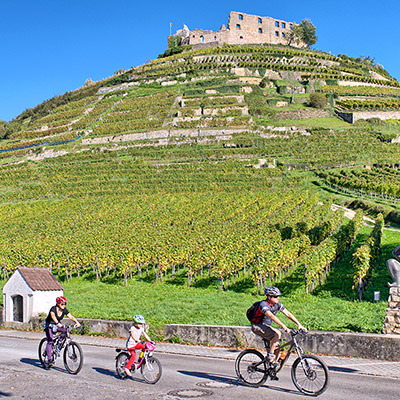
[235,349,268,387]
[141,356,162,384]
[38,338,52,369]
[291,355,329,396]
[115,352,130,379]
[63,341,83,374]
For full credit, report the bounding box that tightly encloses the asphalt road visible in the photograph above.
[0,336,399,399]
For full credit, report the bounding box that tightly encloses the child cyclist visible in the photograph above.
[125,314,154,376]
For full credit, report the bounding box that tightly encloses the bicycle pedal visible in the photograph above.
[270,375,279,381]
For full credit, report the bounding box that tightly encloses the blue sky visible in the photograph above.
[1,0,399,122]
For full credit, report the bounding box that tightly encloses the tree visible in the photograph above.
[291,19,317,48]
[0,119,7,139]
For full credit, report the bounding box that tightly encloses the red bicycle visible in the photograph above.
[115,342,162,384]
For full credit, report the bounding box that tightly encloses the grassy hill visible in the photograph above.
[1,43,400,334]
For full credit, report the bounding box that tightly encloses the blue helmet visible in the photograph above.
[133,314,146,324]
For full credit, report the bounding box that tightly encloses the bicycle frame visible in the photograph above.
[53,326,73,358]
[134,344,154,368]
[276,332,304,369]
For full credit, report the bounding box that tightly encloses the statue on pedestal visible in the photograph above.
[386,245,400,287]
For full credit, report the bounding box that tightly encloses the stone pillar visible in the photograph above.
[383,287,400,334]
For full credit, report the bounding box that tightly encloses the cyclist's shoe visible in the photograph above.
[124,368,132,377]
[44,359,54,368]
[269,372,279,381]
[47,354,56,366]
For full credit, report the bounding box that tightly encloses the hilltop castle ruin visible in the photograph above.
[171,11,302,48]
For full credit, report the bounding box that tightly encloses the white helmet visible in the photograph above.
[264,286,281,297]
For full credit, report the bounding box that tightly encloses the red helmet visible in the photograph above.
[56,296,67,304]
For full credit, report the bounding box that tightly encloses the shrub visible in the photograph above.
[260,77,271,88]
[325,79,338,86]
[310,92,327,109]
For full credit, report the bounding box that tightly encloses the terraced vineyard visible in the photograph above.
[0,148,362,294]
[1,42,400,332]
[318,167,400,203]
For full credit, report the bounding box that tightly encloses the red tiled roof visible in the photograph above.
[17,267,64,291]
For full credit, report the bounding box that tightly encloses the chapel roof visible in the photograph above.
[17,267,64,291]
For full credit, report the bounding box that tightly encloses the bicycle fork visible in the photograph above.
[294,345,315,379]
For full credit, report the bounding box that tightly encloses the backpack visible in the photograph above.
[246,301,263,324]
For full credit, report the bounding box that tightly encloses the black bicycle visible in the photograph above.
[235,329,329,396]
[38,324,83,374]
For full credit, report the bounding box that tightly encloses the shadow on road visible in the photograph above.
[93,367,119,379]
[178,370,237,385]
[328,366,358,373]
[93,367,147,384]
[0,391,11,397]
[20,357,45,369]
[20,358,69,374]
[178,370,301,395]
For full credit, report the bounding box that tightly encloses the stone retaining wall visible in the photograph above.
[28,316,133,338]
[164,324,400,361]
[383,287,400,334]
[5,315,399,361]
[276,110,330,120]
[336,110,400,124]
[81,128,248,145]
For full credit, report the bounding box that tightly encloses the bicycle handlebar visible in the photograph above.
[291,328,307,336]
[61,324,81,331]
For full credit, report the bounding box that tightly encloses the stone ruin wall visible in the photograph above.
[172,11,302,48]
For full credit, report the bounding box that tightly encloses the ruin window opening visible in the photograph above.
[214,36,217,41]
[240,36,243,39]
[200,35,204,42]
[275,21,279,27]
[258,18,262,23]
[275,31,279,36]
[236,24,241,29]
[282,22,286,29]
[290,24,293,30]
[282,32,285,37]
[258,28,262,33]
[239,14,243,20]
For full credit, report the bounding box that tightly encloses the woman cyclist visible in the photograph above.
[44,296,81,365]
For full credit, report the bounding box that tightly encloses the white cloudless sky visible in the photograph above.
[1,0,398,122]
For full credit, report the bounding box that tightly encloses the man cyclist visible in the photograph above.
[251,286,306,364]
